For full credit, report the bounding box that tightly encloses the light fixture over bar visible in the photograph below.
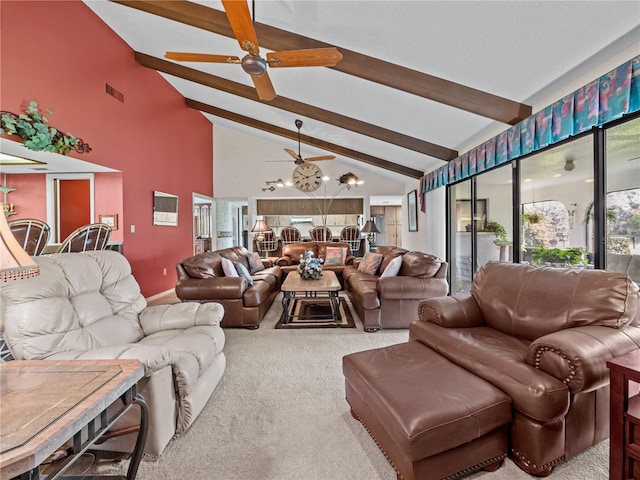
[0,153,46,166]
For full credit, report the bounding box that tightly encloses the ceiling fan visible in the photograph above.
[164,0,343,101]
[267,119,335,165]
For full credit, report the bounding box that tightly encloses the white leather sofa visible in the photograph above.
[1,250,226,456]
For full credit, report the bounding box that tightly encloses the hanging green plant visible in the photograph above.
[0,101,91,155]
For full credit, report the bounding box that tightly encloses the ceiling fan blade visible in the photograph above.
[251,72,277,101]
[221,0,260,54]
[284,148,299,160]
[164,52,240,64]
[305,155,336,162]
[266,48,343,68]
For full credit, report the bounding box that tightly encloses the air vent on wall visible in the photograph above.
[105,82,124,103]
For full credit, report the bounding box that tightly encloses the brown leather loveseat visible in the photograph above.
[276,242,355,286]
[343,246,448,332]
[175,246,282,329]
[411,261,640,475]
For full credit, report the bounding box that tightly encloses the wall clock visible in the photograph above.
[292,163,323,192]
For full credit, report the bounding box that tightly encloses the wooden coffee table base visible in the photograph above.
[281,271,341,325]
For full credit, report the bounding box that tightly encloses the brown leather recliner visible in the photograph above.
[175,246,282,329]
[412,261,640,476]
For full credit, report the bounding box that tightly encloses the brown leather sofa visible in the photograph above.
[343,246,448,332]
[410,261,640,475]
[276,242,355,287]
[175,246,282,329]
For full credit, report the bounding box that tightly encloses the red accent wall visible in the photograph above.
[1,1,214,296]
[2,174,47,220]
[95,172,124,243]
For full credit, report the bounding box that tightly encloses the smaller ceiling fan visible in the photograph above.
[267,119,335,165]
[164,0,343,101]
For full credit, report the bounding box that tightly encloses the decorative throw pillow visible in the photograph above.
[248,251,265,273]
[357,252,384,275]
[182,256,216,279]
[324,246,348,266]
[234,262,254,286]
[380,255,402,278]
[221,257,239,277]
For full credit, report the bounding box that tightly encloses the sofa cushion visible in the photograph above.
[473,262,639,341]
[378,247,408,274]
[182,254,219,279]
[234,262,254,286]
[247,252,265,274]
[221,257,239,277]
[325,246,348,265]
[380,255,402,278]
[358,252,384,275]
[399,251,442,278]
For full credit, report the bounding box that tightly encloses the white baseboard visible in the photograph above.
[146,288,176,302]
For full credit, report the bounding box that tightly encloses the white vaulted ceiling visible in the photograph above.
[82,0,640,184]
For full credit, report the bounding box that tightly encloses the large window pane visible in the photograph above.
[475,164,513,267]
[605,116,640,282]
[450,180,473,293]
[520,135,594,267]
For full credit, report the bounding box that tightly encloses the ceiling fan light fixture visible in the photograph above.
[276,178,285,187]
[241,54,267,76]
[564,159,575,171]
[339,172,360,187]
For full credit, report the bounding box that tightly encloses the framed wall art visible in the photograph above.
[408,190,418,232]
[98,213,118,230]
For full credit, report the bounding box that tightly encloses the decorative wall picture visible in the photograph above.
[153,191,179,226]
[408,190,418,232]
[99,213,118,230]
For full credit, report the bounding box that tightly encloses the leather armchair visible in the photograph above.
[1,250,226,457]
[411,261,640,475]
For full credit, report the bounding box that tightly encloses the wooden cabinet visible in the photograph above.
[370,206,402,247]
[607,349,640,480]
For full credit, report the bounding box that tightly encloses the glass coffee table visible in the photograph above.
[281,270,341,324]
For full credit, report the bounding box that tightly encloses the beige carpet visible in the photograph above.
[89,293,608,480]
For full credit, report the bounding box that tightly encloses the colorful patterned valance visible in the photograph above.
[421,55,639,196]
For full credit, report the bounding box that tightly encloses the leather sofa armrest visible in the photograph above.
[377,276,448,300]
[417,294,484,328]
[276,256,293,266]
[47,344,174,377]
[175,277,247,301]
[140,302,225,336]
[345,254,355,266]
[526,325,640,393]
[261,258,274,268]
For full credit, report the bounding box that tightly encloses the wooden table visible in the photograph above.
[281,270,341,324]
[0,359,148,480]
[607,349,640,480]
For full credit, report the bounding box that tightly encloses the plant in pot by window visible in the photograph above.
[522,211,542,225]
[484,221,511,246]
[0,101,91,155]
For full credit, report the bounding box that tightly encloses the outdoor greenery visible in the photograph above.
[531,247,585,266]
[0,101,91,155]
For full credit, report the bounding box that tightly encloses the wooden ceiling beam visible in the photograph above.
[113,0,531,124]
[136,52,457,161]
[186,99,424,179]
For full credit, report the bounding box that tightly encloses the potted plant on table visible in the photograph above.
[298,250,324,280]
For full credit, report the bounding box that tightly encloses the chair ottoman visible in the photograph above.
[343,341,511,480]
